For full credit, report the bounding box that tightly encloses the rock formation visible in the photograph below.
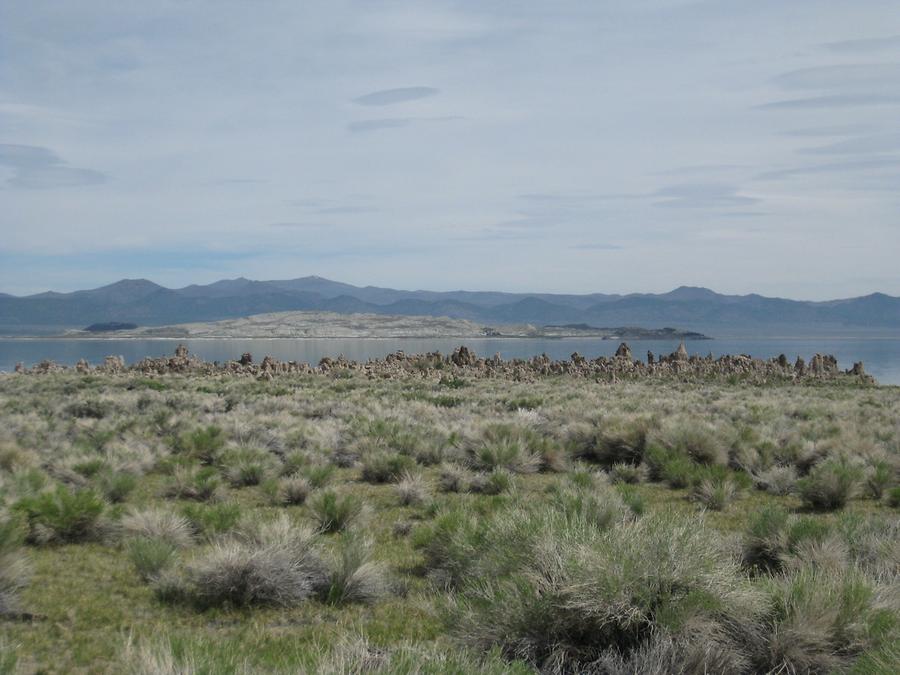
[9,343,877,385]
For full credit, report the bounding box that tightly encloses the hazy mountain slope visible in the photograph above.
[1,276,898,335]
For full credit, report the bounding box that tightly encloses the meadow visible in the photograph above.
[0,367,898,673]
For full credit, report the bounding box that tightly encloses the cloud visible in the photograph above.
[570,243,623,250]
[0,143,106,189]
[823,35,900,53]
[352,87,439,106]
[774,63,900,90]
[755,157,900,180]
[346,116,461,133]
[781,124,874,137]
[347,118,411,132]
[801,132,900,155]
[651,183,760,209]
[652,164,752,176]
[757,94,900,109]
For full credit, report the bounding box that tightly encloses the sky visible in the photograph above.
[1,0,899,299]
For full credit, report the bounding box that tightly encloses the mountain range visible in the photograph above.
[0,276,898,337]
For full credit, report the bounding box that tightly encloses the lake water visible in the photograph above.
[1,337,899,385]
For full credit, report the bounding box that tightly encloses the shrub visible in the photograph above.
[551,485,631,530]
[360,452,416,484]
[0,639,18,675]
[263,475,311,506]
[742,506,790,573]
[175,426,226,464]
[309,490,362,533]
[887,486,900,508]
[865,460,893,500]
[67,399,108,419]
[175,515,327,608]
[395,471,429,506]
[324,533,390,605]
[478,468,514,495]
[666,423,729,466]
[763,566,898,674]
[164,466,220,502]
[755,464,798,496]
[797,459,863,511]
[302,463,335,488]
[437,464,469,493]
[467,425,541,474]
[14,486,106,544]
[439,504,763,670]
[610,462,648,484]
[0,515,30,616]
[224,450,272,487]
[180,502,242,539]
[128,537,177,581]
[96,470,137,503]
[692,477,738,511]
[615,484,645,516]
[569,417,652,467]
[121,507,194,548]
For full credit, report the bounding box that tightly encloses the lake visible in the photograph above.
[2,337,899,385]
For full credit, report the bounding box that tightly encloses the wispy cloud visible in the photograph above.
[651,183,760,209]
[755,157,900,180]
[822,35,900,53]
[352,87,439,106]
[570,243,623,250]
[0,143,106,189]
[801,132,900,155]
[347,116,461,133]
[774,63,900,90]
[757,94,900,109]
[347,118,411,132]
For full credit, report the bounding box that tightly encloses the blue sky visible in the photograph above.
[1,0,899,299]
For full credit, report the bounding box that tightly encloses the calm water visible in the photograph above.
[1,337,899,385]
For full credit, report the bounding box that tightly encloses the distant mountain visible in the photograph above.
[0,277,897,336]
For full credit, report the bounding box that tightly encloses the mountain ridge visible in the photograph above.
[1,276,898,336]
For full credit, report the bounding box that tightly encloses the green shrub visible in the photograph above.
[323,533,389,605]
[128,537,177,581]
[96,470,137,503]
[436,503,762,671]
[164,466,220,502]
[692,477,738,511]
[177,426,225,464]
[73,458,108,478]
[865,460,893,500]
[224,450,272,487]
[764,566,898,674]
[0,515,30,616]
[360,452,416,483]
[302,463,335,488]
[0,639,18,675]
[180,502,242,539]
[569,417,653,467]
[437,464,469,493]
[67,399,108,419]
[742,506,790,573]
[797,459,863,511]
[15,486,106,544]
[887,486,900,508]
[610,462,648,484]
[395,471,430,506]
[309,490,362,533]
[263,475,311,506]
